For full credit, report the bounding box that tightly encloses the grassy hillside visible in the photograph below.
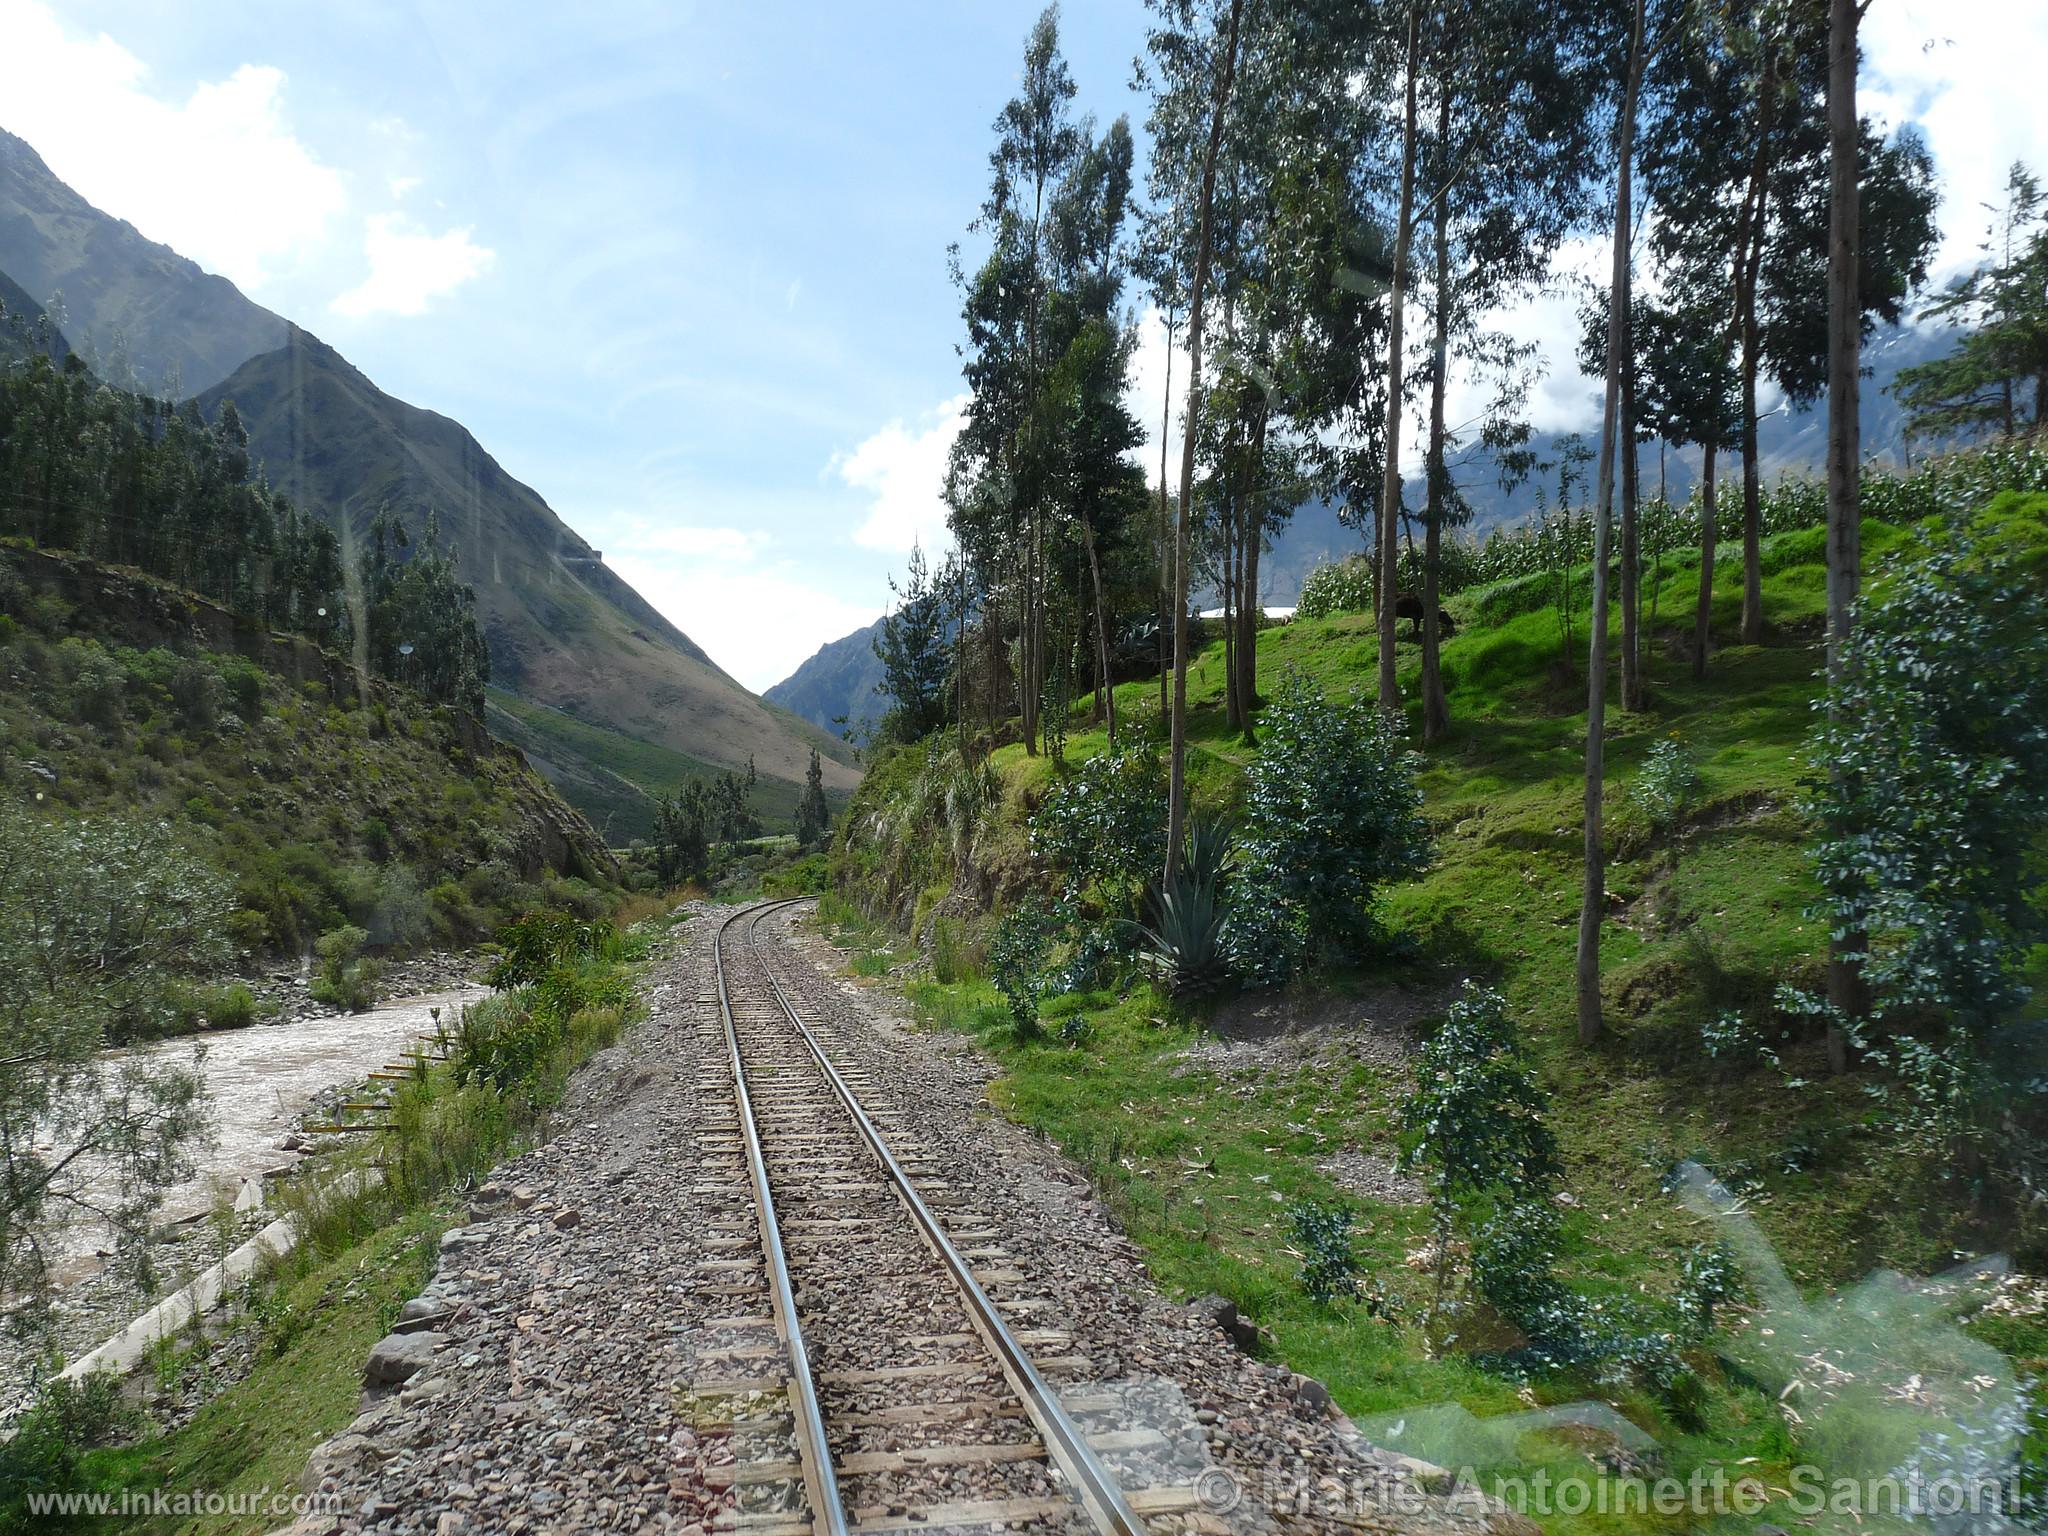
[0,542,612,975]
[486,686,851,845]
[829,465,2048,1532]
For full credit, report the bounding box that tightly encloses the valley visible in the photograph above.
[1,5,2045,1536]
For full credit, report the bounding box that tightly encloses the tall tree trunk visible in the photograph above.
[1158,303,1176,723]
[1692,442,1717,681]
[1165,0,1243,888]
[1578,0,1644,1048]
[1422,118,1453,746]
[1084,520,1116,744]
[1223,491,1240,730]
[1620,325,1643,710]
[1737,49,1777,649]
[1823,0,1866,1059]
[1377,4,1421,713]
[1233,402,1268,742]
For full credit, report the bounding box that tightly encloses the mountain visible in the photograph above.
[1252,321,1956,603]
[0,266,69,365]
[0,130,285,393]
[0,126,856,837]
[764,616,887,742]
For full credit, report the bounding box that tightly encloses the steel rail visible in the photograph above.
[739,900,1148,1536]
[713,902,847,1536]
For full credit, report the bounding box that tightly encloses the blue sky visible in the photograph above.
[4,0,2041,687]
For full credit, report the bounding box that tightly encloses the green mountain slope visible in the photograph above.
[192,327,858,810]
[0,128,859,833]
[0,544,612,961]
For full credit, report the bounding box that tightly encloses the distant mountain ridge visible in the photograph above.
[763,616,887,742]
[0,124,857,833]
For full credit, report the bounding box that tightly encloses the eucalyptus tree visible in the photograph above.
[1644,0,1936,651]
[946,6,1084,757]
[1629,289,1739,680]
[1409,0,1606,742]
[1895,163,2048,443]
[1139,0,1246,886]
[1577,0,1648,1048]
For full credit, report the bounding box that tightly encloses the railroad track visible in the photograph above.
[684,900,1215,1536]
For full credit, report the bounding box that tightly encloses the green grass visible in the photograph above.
[827,500,2048,1534]
[69,1215,446,1536]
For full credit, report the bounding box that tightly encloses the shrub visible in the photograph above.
[487,910,622,989]
[1288,1199,1362,1303]
[166,657,225,729]
[1029,740,1167,929]
[1225,671,1432,982]
[930,917,984,985]
[1674,1239,1745,1340]
[1802,510,2048,1165]
[310,924,381,1012]
[989,900,1055,1034]
[0,1371,136,1531]
[372,866,433,950]
[1699,1007,1777,1067]
[1297,554,1375,619]
[1400,984,1559,1338]
[1632,735,1704,833]
[204,982,260,1030]
[59,639,127,727]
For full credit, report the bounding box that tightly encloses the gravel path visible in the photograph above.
[280,904,1517,1536]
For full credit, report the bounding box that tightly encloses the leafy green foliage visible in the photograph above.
[0,808,227,1308]
[0,1371,136,1533]
[1803,503,2048,1172]
[1632,733,1704,832]
[1287,1199,1362,1305]
[873,543,954,746]
[1401,983,1560,1209]
[487,910,623,988]
[794,747,831,849]
[309,924,381,1012]
[0,358,492,712]
[1674,1239,1745,1341]
[1030,740,1167,930]
[1296,555,1373,621]
[989,900,1055,1033]
[1224,671,1431,982]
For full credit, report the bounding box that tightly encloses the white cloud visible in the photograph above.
[331,213,495,318]
[388,175,422,200]
[831,394,968,553]
[0,0,345,291]
[605,552,881,693]
[1864,2,2048,281]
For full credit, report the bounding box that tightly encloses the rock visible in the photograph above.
[510,1186,538,1210]
[552,1208,582,1231]
[1188,1292,1262,1354]
[364,1330,446,1387]
[300,1432,392,1492]
[1294,1375,1332,1411]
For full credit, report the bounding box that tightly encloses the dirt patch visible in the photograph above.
[1177,980,1451,1080]
[1317,1149,1426,1207]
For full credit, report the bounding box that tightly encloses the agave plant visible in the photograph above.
[1137,817,1235,994]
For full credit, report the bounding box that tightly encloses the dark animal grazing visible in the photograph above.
[1392,592,1457,640]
